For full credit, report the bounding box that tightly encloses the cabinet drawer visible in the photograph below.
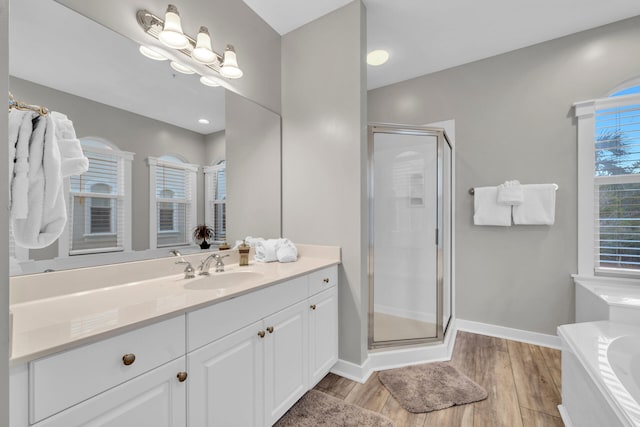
[308,266,338,296]
[187,276,308,351]
[30,315,185,424]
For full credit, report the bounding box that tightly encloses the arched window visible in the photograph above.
[204,160,226,243]
[147,155,199,248]
[575,84,640,275]
[62,138,134,256]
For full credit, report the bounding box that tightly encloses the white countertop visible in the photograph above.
[10,252,339,365]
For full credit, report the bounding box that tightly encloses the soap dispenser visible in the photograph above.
[238,240,250,266]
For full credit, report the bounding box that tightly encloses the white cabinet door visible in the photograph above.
[309,286,339,386]
[187,320,264,427]
[36,357,186,427]
[263,300,309,425]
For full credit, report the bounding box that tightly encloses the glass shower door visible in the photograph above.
[369,124,449,348]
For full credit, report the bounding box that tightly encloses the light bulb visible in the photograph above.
[170,61,195,74]
[367,50,389,66]
[220,45,243,79]
[200,76,220,87]
[159,4,189,49]
[192,26,217,64]
[139,45,168,61]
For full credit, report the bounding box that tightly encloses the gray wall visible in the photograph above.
[226,91,281,243]
[282,1,368,364]
[205,130,226,166]
[369,15,640,335]
[9,77,207,255]
[1,0,8,422]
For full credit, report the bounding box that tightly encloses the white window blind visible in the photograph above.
[155,162,195,247]
[594,101,640,271]
[68,149,125,255]
[204,162,226,243]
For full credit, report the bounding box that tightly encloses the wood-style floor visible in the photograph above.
[314,331,564,427]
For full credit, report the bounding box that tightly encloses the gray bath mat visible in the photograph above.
[274,389,395,427]
[378,362,487,413]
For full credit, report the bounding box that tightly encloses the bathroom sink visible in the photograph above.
[183,271,263,290]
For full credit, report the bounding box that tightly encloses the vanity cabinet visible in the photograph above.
[35,357,187,427]
[10,264,339,427]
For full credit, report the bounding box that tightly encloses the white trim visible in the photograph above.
[456,319,561,349]
[332,319,458,384]
[575,100,596,276]
[558,405,575,427]
[373,303,436,324]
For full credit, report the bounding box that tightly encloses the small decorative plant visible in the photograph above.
[192,224,214,249]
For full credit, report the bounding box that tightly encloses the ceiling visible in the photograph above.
[242,0,640,89]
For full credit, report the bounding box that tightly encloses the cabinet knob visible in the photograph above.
[310,304,316,310]
[266,326,274,334]
[177,371,188,382]
[323,278,330,283]
[258,330,266,338]
[122,353,136,366]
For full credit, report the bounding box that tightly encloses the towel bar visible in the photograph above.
[468,183,558,195]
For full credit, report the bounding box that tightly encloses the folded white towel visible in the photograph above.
[473,186,512,226]
[9,109,37,220]
[497,180,524,206]
[51,112,89,177]
[13,115,67,248]
[512,184,557,225]
[276,239,298,263]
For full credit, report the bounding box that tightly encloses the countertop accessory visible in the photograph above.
[238,240,250,266]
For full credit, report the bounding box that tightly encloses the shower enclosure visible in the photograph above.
[368,123,452,349]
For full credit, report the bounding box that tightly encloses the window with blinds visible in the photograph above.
[594,93,640,271]
[155,162,193,247]
[204,162,226,243]
[68,148,125,255]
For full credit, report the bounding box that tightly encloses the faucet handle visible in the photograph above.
[176,260,195,279]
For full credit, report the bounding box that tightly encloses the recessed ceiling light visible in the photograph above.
[170,61,196,74]
[198,118,210,124]
[367,50,389,66]
[139,45,168,61]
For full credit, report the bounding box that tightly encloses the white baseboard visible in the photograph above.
[331,319,562,383]
[557,405,574,427]
[456,319,561,349]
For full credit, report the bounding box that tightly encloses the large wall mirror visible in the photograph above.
[9,0,281,275]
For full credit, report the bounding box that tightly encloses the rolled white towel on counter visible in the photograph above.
[255,239,281,263]
[473,186,512,226]
[497,180,524,206]
[512,184,557,225]
[276,239,298,263]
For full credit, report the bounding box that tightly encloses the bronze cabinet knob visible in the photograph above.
[323,278,330,283]
[122,353,136,366]
[258,330,266,338]
[266,326,274,334]
[310,304,317,310]
[177,372,188,382]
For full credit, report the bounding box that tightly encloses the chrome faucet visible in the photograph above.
[176,260,195,279]
[199,253,229,275]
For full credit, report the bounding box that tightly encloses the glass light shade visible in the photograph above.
[139,45,168,61]
[159,5,189,49]
[198,118,210,124]
[170,61,195,74]
[367,49,389,66]
[200,76,220,87]
[220,45,243,79]
[191,27,217,64]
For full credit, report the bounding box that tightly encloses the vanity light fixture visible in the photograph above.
[192,27,217,64]
[158,4,189,49]
[139,45,168,61]
[137,6,243,84]
[199,75,220,87]
[170,61,196,74]
[367,49,389,66]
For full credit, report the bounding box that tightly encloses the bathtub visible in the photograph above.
[573,275,640,324]
[558,321,640,427]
